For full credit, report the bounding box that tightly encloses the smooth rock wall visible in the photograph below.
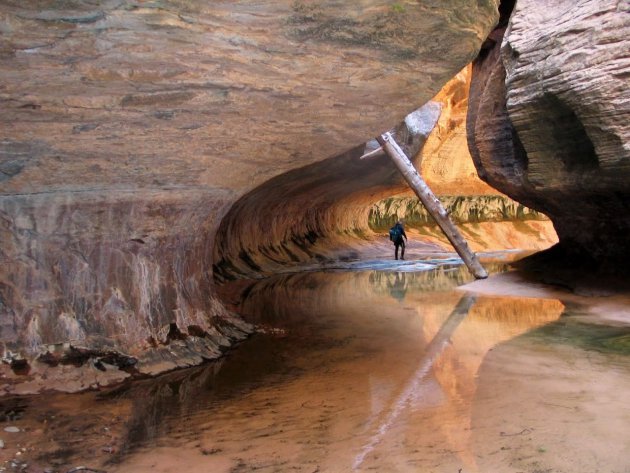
[468,0,630,270]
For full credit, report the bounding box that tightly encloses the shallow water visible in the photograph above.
[1,263,630,473]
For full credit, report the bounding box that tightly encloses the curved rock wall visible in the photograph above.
[213,66,557,281]
[467,0,630,270]
[212,116,422,281]
[0,1,499,392]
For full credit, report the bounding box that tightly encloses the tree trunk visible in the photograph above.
[377,132,488,279]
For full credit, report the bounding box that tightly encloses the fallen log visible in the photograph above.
[376,132,488,279]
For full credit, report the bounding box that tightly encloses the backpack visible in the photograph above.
[389,225,401,242]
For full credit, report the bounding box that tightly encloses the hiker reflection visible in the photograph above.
[389,220,408,260]
[387,272,407,302]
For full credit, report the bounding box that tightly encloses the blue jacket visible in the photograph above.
[390,223,407,244]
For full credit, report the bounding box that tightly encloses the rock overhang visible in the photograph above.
[0,1,501,393]
[467,0,630,271]
[1,1,500,194]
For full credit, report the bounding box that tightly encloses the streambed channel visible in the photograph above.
[1,259,630,472]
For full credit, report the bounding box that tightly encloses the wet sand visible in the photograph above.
[1,262,629,473]
[462,270,630,325]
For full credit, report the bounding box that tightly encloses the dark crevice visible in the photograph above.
[498,0,517,28]
[9,358,30,375]
[239,250,263,272]
[477,0,517,59]
[187,325,209,338]
[166,322,187,342]
[37,346,138,373]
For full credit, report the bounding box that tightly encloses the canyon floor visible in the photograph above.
[1,250,629,473]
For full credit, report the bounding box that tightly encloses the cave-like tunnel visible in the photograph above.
[211,67,556,283]
[0,0,629,471]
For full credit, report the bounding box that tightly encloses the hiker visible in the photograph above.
[389,220,408,260]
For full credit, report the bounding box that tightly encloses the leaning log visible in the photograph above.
[359,145,384,160]
[377,132,488,279]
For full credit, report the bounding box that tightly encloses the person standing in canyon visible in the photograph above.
[389,220,408,260]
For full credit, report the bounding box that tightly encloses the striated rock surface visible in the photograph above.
[468,0,630,271]
[419,66,497,196]
[0,1,500,393]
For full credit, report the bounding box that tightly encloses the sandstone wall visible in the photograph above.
[467,0,630,270]
[0,1,499,393]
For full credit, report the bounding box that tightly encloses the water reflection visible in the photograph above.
[1,265,629,473]
[386,272,408,302]
[354,293,477,469]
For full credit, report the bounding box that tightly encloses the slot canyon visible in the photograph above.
[0,1,629,472]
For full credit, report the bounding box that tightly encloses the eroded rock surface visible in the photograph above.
[0,1,499,393]
[468,0,630,270]
[213,66,557,281]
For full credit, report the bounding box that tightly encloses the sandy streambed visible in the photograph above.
[1,262,629,472]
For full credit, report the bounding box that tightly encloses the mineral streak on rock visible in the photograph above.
[0,1,500,393]
[467,0,630,270]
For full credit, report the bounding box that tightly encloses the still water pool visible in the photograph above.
[1,263,629,472]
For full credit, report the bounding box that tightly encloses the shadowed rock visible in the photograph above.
[467,0,630,272]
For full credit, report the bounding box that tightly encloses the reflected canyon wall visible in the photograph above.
[0,268,567,470]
